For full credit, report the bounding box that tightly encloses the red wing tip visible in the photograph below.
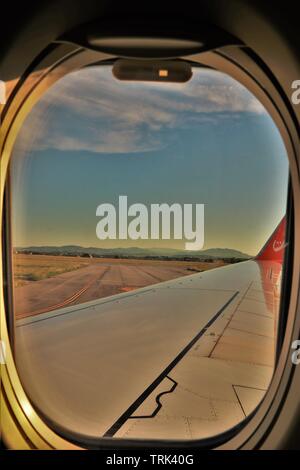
[256,216,286,262]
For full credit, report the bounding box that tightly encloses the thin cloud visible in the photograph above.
[13,66,267,155]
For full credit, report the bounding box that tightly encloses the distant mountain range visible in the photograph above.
[15,245,251,260]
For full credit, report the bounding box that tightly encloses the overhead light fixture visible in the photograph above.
[112,59,192,83]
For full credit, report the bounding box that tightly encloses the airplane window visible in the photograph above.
[8,62,289,442]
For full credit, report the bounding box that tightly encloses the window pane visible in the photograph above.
[10,64,289,441]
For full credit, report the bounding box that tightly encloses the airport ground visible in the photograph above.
[13,254,227,318]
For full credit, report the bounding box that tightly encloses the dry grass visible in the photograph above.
[13,253,227,287]
[13,254,91,287]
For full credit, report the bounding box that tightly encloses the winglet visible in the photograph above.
[256,216,286,263]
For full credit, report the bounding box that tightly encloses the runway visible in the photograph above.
[14,261,195,318]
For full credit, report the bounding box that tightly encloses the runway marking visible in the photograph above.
[17,266,109,318]
[120,287,138,292]
[16,288,155,327]
[103,290,239,437]
[137,266,164,283]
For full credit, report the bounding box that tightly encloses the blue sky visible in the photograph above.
[11,65,289,255]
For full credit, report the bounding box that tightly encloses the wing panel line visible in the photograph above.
[103,290,239,438]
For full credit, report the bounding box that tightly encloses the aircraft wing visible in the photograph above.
[15,255,282,441]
